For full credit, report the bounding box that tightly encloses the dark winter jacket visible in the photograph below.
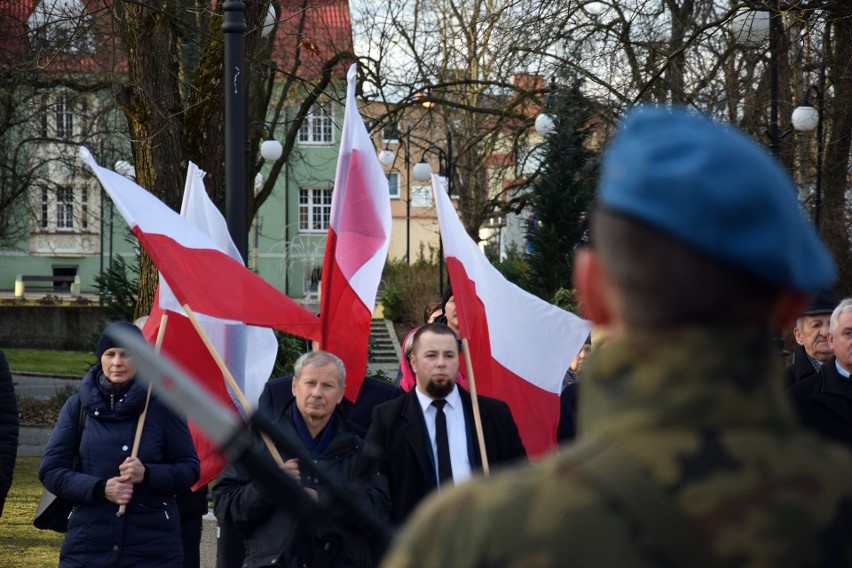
[39,366,200,568]
[213,384,390,568]
[0,349,18,517]
[788,357,852,452]
[785,344,821,388]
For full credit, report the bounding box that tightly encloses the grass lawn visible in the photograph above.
[0,456,62,567]
[5,349,94,376]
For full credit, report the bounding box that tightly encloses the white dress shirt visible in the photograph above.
[415,385,472,485]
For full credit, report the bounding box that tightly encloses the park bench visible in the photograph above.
[15,274,80,297]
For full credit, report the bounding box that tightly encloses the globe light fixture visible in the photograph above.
[731,10,770,46]
[378,149,395,167]
[261,4,276,38]
[412,161,433,182]
[535,113,556,136]
[260,139,283,161]
[791,105,818,132]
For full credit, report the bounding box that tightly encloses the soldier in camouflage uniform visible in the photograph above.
[380,106,852,567]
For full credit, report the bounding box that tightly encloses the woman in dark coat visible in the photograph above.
[39,321,200,567]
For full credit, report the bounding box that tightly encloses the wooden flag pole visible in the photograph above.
[462,338,490,475]
[117,313,169,517]
[181,304,286,469]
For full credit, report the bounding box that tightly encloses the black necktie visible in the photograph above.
[432,399,453,485]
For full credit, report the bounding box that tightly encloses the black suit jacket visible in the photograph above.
[788,357,852,452]
[366,387,526,524]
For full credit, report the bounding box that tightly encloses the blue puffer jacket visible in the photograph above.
[39,366,200,568]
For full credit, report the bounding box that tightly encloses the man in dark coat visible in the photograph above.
[785,288,839,388]
[366,323,526,525]
[0,349,18,517]
[789,298,852,451]
[213,351,390,568]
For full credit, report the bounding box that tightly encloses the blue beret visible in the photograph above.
[600,105,835,292]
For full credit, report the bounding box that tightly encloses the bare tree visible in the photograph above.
[1,0,355,314]
[358,0,852,291]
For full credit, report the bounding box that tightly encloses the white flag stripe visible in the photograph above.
[433,175,592,394]
[80,148,216,252]
[329,64,392,310]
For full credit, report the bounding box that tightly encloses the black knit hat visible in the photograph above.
[802,288,840,316]
[96,321,144,360]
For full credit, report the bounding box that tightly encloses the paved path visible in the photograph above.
[12,372,80,401]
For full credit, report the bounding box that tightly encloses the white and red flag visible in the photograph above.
[320,64,392,402]
[80,147,321,341]
[141,163,279,488]
[432,175,592,458]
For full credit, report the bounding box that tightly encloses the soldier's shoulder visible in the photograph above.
[383,451,647,568]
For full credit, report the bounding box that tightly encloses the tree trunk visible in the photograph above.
[821,15,852,295]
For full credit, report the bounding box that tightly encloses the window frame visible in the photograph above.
[387,172,400,199]
[298,187,333,233]
[298,104,334,145]
[55,186,74,230]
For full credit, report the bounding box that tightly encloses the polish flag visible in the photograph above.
[80,147,321,341]
[141,163,279,488]
[432,176,592,458]
[156,163,278,410]
[320,64,391,402]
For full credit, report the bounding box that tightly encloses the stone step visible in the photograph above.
[367,319,400,369]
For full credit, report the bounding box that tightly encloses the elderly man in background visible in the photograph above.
[789,298,852,452]
[785,288,840,387]
[213,351,390,568]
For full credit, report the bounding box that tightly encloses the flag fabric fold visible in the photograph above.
[320,64,392,402]
[80,146,320,341]
[141,163,279,489]
[432,175,592,458]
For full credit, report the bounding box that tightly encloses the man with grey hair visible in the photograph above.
[789,298,852,451]
[213,351,390,568]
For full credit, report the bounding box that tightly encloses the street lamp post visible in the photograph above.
[223,0,248,263]
[792,85,825,228]
[732,5,790,158]
[767,4,782,158]
[412,131,452,296]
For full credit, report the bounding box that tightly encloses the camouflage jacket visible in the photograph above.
[381,328,852,568]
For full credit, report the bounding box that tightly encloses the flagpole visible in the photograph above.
[181,304,286,469]
[462,338,490,475]
[117,313,169,517]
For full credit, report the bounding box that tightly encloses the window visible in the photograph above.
[387,172,400,199]
[56,187,73,229]
[28,0,95,54]
[55,94,73,139]
[382,122,400,144]
[39,96,49,138]
[298,105,333,144]
[40,188,49,229]
[80,187,88,229]
[299,188,333,232]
